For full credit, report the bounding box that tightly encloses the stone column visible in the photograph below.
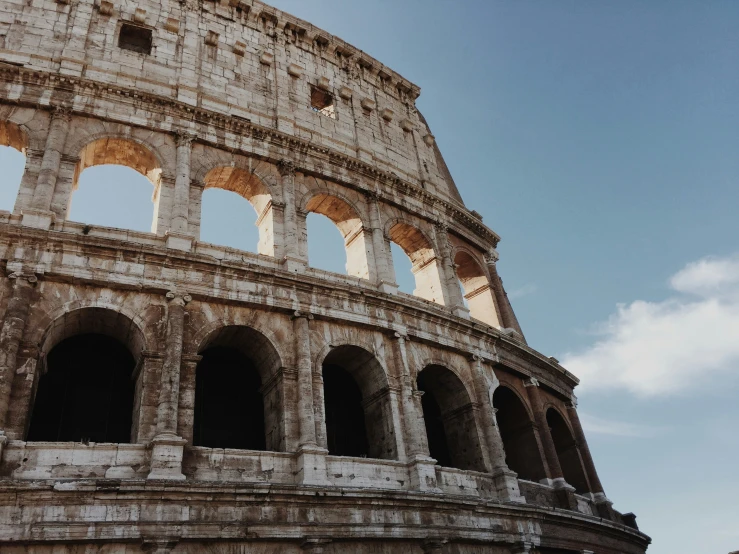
[524,377,577,509]
[293,310,329,485]
[485,250,526,341]
[567,398,616,519]
[434,223,468,317]
[24,107,71,229]
[0,266,37,459]
[366,191,397,293]
[470,355,524,502]
[166,132,195,251]
[279,160,306,272]
[148,290,190,481]
[390,332,439,492]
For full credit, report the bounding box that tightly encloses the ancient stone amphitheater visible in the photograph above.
[0,0,650,552]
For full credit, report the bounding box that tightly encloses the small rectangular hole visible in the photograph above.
[118,23,152,55]
[310,87,336,119]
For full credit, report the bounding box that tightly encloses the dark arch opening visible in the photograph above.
[493,387,547,482]
[547,408,590,494]
[27,334,135,443]
[321,345,397,460]
[323,364,368,457]
[194,346,265,451]
[417,365,486,472]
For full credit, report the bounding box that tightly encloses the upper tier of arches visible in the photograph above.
[0,108,514,332]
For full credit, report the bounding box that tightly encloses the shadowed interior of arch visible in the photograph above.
[546,408,591,494]
[493,386,547,482]
[202,167,275,256]
[417,365,486,471]
[0,121,28,212]
[388,222,445,305]
[455,251,501,328]
[27,334,135,443]
[322,345,397,460]
[68,138,161,233]
[306,193,371,279]
[194,325,285,452]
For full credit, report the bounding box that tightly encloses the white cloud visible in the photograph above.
[562,255,739,397]
[509,283,538,299]
[578,412,664,438]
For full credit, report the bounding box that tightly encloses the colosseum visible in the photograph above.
[0,0,650,552]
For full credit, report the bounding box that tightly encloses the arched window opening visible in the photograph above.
[195,347,265,450]
[493,387,547,482]
[0,121,28,212]
[390,242,415,295]
[322,345,397,460]
[546,408,590,494]
[200,188,260,252]
[27,334,135,443]
[307,211,347,275]
[455,251,501,328]
[388,222,445,305]
[417,365,485,471]
[306,194,371,279]
[194,326,284,452]
[69,138,161,233]
[203,167,275,256]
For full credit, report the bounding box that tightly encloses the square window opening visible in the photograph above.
[311,87,336,119]
[118,23,153,55]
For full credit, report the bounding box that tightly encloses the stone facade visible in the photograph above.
[0,0,650,552]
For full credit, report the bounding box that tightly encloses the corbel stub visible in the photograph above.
[360,97,376,111]
[205,30,219,47]
[99,1,114,16]
[400,119,414,132]
[317,76,330,90]
[338,86,353,100]
[260,51,274,66]
[423,133,436,147]
[164,17,180,34]
[288,63,304,78]
[233,40,247,56]
[381,108,394,122]
[133,8,147,24]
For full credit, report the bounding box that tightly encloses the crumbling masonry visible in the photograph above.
[0,0,650,552]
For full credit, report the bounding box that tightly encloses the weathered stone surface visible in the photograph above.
[0,0,649,552]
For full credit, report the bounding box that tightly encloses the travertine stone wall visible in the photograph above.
[0,0,649,552]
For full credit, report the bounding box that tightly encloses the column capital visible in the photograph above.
[166,290,192,306]
[363,188,381,203]
[391,330,408,341]
[484,248,500,265]
[278,159,296,177]
[434,221,449,235]
[174,130,196,147]
[51,105,72,122]
[524,377,540,388]
[291,310,314,321]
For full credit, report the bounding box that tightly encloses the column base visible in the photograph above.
[147,433,187,481]
[549,477,578,510]
[592,492,617,521]
[296,444,330,486]
[408,455,442,493]
[165,231,194,252]
[21,208,55,230]
[491,467,525,503]
[283,256,307,274]
[451,305,471,319]
[0,430,8,464]
[378,281,398,295]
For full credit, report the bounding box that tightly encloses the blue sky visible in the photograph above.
[2,2,738,552]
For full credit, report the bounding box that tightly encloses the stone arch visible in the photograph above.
[301,190,373,280]
[320,343,398,460]
[201,162,279,257]
[546,406,591,494]
[0,120,29,213]
[27,307,146,444]
[453,248,501,328]
[66,136,164,233]
[193,324,286,452]
[417,363,486,471]
[493,385,547,482]
[386,219,445,305]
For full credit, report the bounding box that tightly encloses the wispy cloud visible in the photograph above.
[578,412,665,438]
[509,283,538,299]
[562,255,739,397]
